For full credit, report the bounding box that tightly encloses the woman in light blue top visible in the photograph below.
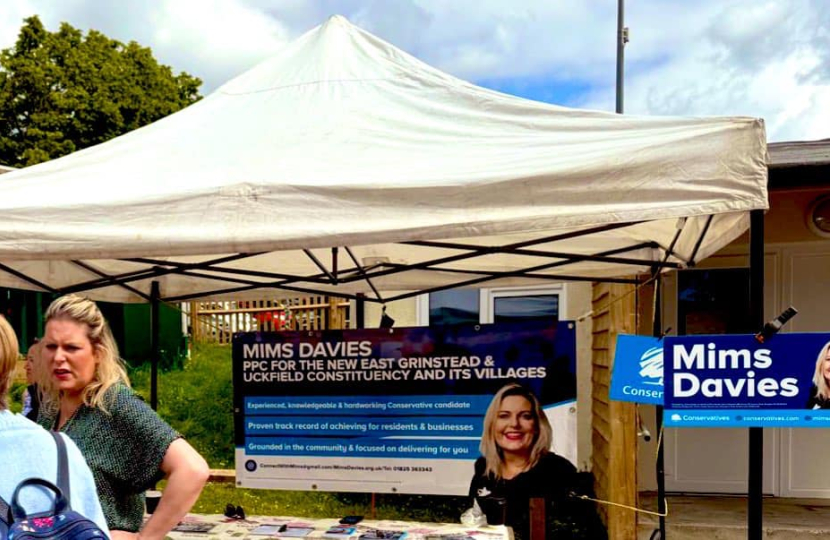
[0,314,109,535]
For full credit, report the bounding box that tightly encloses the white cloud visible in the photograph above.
[580,0,830,141]
[0,0,827,141]
[147,0,291,88]
[347,0,619,82]
[0,0,292,89]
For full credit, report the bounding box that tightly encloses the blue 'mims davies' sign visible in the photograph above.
[664,333,830,428]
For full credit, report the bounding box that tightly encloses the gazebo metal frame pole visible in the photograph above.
[150,280,161,411]
[652,272,667,540]
[354,293,377,518]
[748,210,764,539]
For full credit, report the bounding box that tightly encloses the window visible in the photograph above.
[428,289,480,325]
[419,285,564,326]
[677,268,751,334]
[493,294,559,323]
[484,285,563,324]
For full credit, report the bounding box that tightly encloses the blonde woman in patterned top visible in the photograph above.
[38,294,209,540]
[0,315,109,535]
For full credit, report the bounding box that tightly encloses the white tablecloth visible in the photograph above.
[162,515,511,540]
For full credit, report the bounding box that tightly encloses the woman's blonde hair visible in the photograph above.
[40,294,130,413]
[479,382,552,479]
[812,341,830,400]
[0,315,20,411]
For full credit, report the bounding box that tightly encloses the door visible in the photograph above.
[779,246,830,497]
[664,427,778,493]
[662,255,779,494]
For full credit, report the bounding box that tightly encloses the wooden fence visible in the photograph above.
[189,296,350,344]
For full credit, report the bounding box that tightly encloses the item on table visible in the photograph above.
[223,503,247,520]
[358,529,407,540]
[250,524,290,536]
[322,526,357,539]
[145,489,162,514]
[279,527,316,537]
[172,522,217,533]
[340,516,364,525]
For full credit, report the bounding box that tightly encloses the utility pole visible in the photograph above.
[616,0,629,114]
[618,6,668,540]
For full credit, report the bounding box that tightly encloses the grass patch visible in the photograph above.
[8,382,25,414]
[131,342,235,468]
[190,483,464,522]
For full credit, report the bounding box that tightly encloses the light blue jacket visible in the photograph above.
[0,410,109,536]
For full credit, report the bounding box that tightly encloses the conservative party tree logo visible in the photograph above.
[610,335,664,405]
[639,346,663,387]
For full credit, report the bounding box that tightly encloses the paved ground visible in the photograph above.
[637,494,830,539]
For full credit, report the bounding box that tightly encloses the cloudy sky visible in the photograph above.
[1,0,827,142]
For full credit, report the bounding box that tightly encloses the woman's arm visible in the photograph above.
[134,438,209,540]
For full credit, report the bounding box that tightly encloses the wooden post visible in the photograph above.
[529,497,546,540]
[591,282,638,540]
[608,283,637,539]
[189,302,199,343]
[327,296,342,329]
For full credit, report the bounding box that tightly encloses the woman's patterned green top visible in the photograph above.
[39,384,180,532]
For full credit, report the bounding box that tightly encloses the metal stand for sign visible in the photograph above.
[652,406,666,540]
[652,273,666,540]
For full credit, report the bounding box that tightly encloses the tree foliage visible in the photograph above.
[0,16,202,167]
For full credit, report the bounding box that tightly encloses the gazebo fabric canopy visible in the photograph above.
[0,16,768,303]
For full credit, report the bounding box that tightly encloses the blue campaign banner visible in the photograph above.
[243,437,480,459]
[244,394,495,416]
[232,319,577,494]
[243,413,482,437]
[610,335,664,405]
[664,333,830,427]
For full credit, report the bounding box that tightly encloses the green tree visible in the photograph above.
[0,16,202,167]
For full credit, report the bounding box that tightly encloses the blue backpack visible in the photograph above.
[0,431,107,540]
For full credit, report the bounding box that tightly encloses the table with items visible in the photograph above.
[160,514,511,540]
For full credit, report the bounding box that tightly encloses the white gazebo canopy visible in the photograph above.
[0,15,768,303]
